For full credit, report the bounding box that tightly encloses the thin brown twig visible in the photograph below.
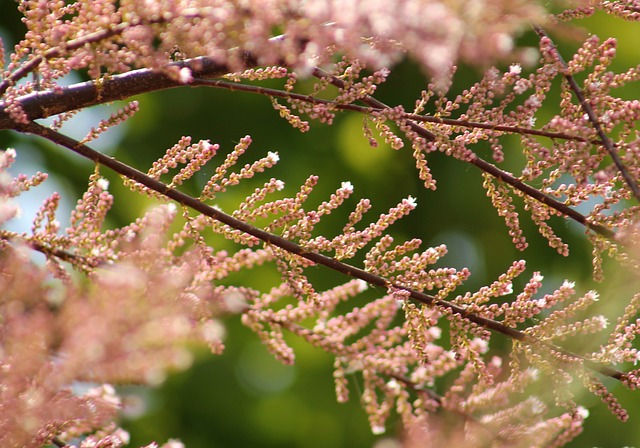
[0,232,100,267]
[191,77,604,145]
[533,26,640,203]
[51,437,67,447]
[21,120,626,382]
[310,67,616,240]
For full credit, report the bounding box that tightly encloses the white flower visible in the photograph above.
[341,181,354,193]
[96,177,109,190]
[178,67,193,84]
[406,196,417,207]
[577,406,590,419]
[509,63,522,75]
[356,279,369,292]
[595,315,608,328]
[386,378,401,393]
[266,151,280,163]
[114,428,131,445]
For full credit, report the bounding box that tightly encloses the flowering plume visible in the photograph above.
[3,1,640,447]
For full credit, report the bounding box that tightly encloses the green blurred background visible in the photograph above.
[2,5,640,447]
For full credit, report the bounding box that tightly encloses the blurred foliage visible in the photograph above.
[2,6,640,447]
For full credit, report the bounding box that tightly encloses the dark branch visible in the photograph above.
[0,57,237,131]
[22,120,625,382]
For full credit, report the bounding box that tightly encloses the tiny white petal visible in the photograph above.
[266,151,279,163]
[96,178,109,190]
[178,67,193,84]
[114,428,131,445]
[503,282,514,295]
[595,315,608,328]
[356,279,369,292]
[509,63,522,75]
[386,379,401,393]
[340,181,354,192]
[577,406,589,419]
